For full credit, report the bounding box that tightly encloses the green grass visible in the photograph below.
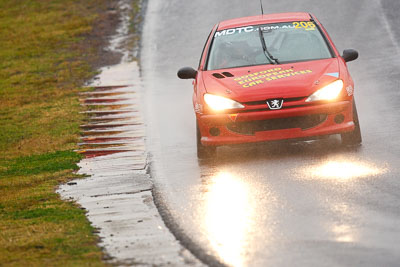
[0,151,81,177]
[0,167,105,266]
[0,0,126,265]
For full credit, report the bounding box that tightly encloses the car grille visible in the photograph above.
[243,96,306,106]
[226,114,327,135]
[234,96,309,113]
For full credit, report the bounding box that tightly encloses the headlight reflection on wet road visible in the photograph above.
[332,223,354,243]
[203,172,255,267]
[307,160,386,181]
[330,202,357,243]
[302,159,388,245]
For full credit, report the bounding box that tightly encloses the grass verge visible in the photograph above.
[0,0,125,265]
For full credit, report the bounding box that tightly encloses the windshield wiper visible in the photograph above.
[258,27,280,64]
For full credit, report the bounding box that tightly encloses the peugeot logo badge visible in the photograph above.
[266,99,284,110]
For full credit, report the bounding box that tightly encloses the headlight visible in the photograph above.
[306,80,344,102]
[204,94,244,111]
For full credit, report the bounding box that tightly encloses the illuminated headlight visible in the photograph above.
[204,93,244,111]
[306,80,344,102]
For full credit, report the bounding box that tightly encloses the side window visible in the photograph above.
[198,29,214,69]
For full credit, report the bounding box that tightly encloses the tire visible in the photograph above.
[196,122,216,159]
[341,98,362,146]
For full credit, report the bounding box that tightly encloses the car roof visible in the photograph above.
[218,12,312,30]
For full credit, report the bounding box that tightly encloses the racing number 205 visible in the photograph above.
[293,21,316,30]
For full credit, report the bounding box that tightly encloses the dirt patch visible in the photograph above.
[81,0,146,70]
[80,1,123,71]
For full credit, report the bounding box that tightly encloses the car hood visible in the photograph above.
[202,58,341,102]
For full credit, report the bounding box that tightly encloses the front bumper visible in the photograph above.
[197,100,354,146]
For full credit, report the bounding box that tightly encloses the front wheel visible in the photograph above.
[341,98,362,146]
[197,122,216,159]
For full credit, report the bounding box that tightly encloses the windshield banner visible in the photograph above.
[214,22,316,37]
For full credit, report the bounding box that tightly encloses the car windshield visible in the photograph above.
[207,21,333,70]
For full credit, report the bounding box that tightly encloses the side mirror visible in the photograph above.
[177,67,197,79]
[342,49,358,62]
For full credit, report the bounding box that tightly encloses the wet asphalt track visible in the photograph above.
[141,0,400,266]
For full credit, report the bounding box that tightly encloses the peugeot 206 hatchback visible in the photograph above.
[178,12,361,158]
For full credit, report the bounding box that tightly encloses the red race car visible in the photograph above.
[178,12,361,158]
